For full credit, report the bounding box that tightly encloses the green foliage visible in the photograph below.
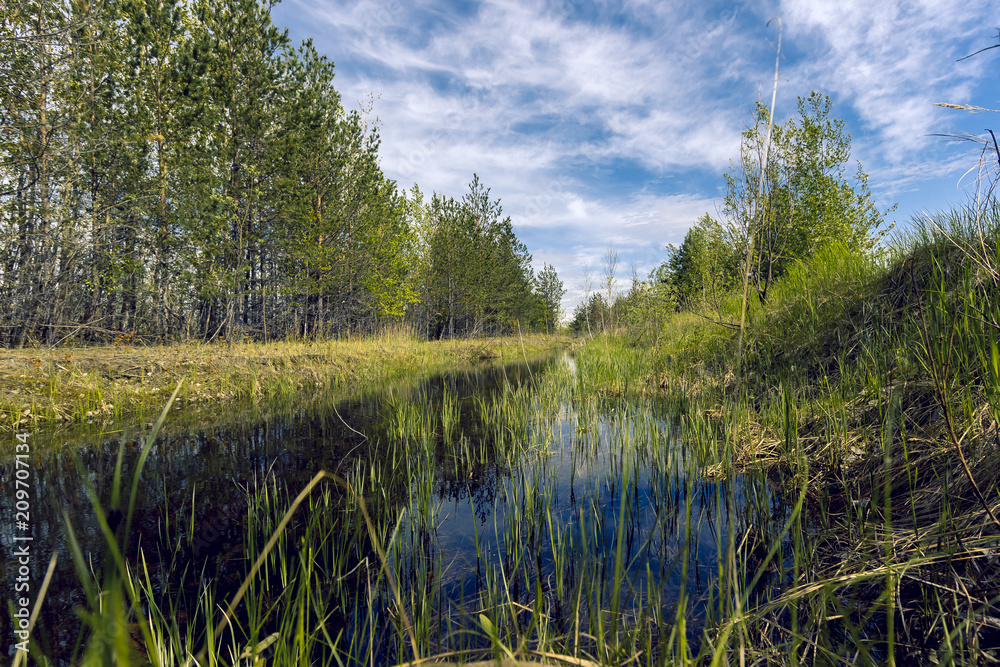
[569,293,608,336]
[724,91,893,303]
[609,265,677,346]
[644,92,890,339]
[665,213,739,309]
[534,263,566,333]
[420,176,538,337]
[0,3,549,343]
[274,64,417,333]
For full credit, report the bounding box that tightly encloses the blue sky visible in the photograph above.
[270,0,998,313]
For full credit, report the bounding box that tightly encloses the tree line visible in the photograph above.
[0,0,564,346]
[569,91,892,337]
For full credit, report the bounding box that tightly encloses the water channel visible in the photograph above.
[1,351,782,664]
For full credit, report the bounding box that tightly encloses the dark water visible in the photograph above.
[0,352,776,662]
[0,358,540,659]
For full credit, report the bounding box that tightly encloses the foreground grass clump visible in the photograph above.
[635,202,1000,664]
[0,332,568,439]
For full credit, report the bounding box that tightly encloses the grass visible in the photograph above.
[0,331,570,447]
[625,200,1000,664]
[22,335,770,666]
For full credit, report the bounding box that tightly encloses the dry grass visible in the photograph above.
[0,333,569,438]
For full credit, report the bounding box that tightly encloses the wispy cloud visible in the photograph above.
[779,0,993,161]
[273,0,998,311]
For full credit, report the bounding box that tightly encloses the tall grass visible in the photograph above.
[634,199,1000,664]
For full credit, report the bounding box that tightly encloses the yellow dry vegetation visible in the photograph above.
[0,333,569,434]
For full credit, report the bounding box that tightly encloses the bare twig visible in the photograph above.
[957,33,1000,62]
[737,17,782,377]
[694,311,742,332]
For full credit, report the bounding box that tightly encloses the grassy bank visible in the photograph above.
[0,332,570,439]
[592,202,1000,663]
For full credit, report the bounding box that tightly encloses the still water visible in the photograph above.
[1,352,777,662]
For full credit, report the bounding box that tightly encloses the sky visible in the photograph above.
[269,0,998,314]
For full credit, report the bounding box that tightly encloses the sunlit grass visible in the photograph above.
[0,333,569,450]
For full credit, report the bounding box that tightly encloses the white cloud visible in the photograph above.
[285,0,764,182]
[272,0,998,314]
[512,190,721,309]
[779,0,993,162]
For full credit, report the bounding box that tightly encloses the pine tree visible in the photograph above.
[180,0,288,340]
[535,263,566,333]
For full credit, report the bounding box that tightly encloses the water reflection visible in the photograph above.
[0,357,545,660]
[0,352,776,662]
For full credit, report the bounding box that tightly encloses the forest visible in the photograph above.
[0,0,565,347]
